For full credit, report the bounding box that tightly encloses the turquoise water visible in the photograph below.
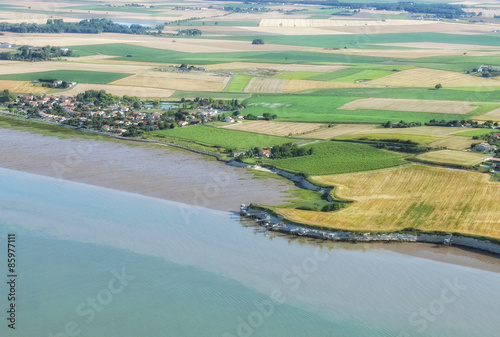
[0,167,499,336]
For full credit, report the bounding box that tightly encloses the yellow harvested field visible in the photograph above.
[284,79,361,92]
[428,136,478,150]
[296,124,377,139]
[339,97,478,114]
[238,26,349,35]
[110,71,230,92]
[221,121,324,136]
[244,77,288,93]
[481,107,500,121]
[278,164,500,238]
[0,80,50,94]
[204,62,347,72]
[370,68,500,88]
[415,150,490,166]
[53,84,174,98]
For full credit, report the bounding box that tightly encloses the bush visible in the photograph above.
[252,39,264,45]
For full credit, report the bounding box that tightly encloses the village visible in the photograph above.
[2,91,245,136]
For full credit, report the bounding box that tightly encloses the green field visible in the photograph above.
[243,93,471,123]
[455,128,497,137]
[147,125,297,149]
[176,21,260,26]
[0,70,130,84]
[260,141,406,175]
[333,69,395,83]
[67,43,389,65]
[225,74,252,92]
[274,71,322,80]
[336,133,443,145]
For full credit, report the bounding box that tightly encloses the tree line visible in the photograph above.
[0,18,150,35]
[0,45,73,61]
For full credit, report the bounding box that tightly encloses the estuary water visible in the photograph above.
[0,167,499,337]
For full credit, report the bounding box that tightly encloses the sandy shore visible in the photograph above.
[0,128,292,211]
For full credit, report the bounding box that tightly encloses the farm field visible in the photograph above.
[225,75,252,93]
[0,70,129,84]
[0,80,50,94]
[278,164,500,238]
[414,150,490,167]
[428,136,478,151]
[342,126,466,137]
[339,98,479,114]
[147,125,297,150]
[51,84,174,98]
[243,94,472,123]
[244,77,288,93]
[262,141,405,175]
[110,71,230,92]
[481,107,500,121]
[283,79,360,92]
[221,121,324,136]
[454,129,498,137]
[370,68,500,88]
[296,124,378,139]
[337,133,443,145]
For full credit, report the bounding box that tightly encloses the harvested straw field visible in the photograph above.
[370,68,500,88]
[296,124,377,139]
[339,98,478,114]
[481,107,500,121]
[0,80,50,94]
[278,164,500,239]
[221,121,324,136]
[259,19,434,27]
[284,79,360,92]
[428,136,479,150]
[52,84,174,98]
[243,78,288,93]
[414,150,490,167]
[110,71,230,92]
[204,62,347,73]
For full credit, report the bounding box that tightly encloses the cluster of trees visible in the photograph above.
[426,119,499,127]
[221,6,271,13]
[244,112,277,120]
[0,45,74,61]
[252,39,265,45]
[176,29,202,36]
[383,120,423,128]
[270,143,313,159]
[219,0,466,18]
[0,19,150,35]
[76,90,119,106]
[0,89,16,103]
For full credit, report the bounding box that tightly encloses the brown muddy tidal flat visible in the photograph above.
[0,128,292,211]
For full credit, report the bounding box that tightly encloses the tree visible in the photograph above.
[435,83,442,90]
[252,39,264,45]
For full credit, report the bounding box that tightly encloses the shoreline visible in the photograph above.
[1,124,500,264]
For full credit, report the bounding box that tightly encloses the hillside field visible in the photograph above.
[0,70,130,84]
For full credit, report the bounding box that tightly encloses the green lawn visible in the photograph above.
[259,141,405,175]
[0,70,130,84]
[243,93,472,124]
[225,74,252,93]
[455,129,497,137]
[147,125,297,150]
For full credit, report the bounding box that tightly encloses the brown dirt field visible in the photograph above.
[339,97,478,114]
[284,79,361,92]
[0,80,50,94]
[204,62,347,72]
[428,136,479,150]
[110,71,229,92]
[296,124,378,139]
[244,77,288,93]
[52,84,174,98]
[415,149,490,166]
[370,68,500,88]
[221,121,324,136]
[278,164,500,239]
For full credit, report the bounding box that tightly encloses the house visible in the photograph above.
[259,149,271,158]
[224,116,234,123]
[474,142,496,152]
[178,121,188,127]
[236,115,244,120]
